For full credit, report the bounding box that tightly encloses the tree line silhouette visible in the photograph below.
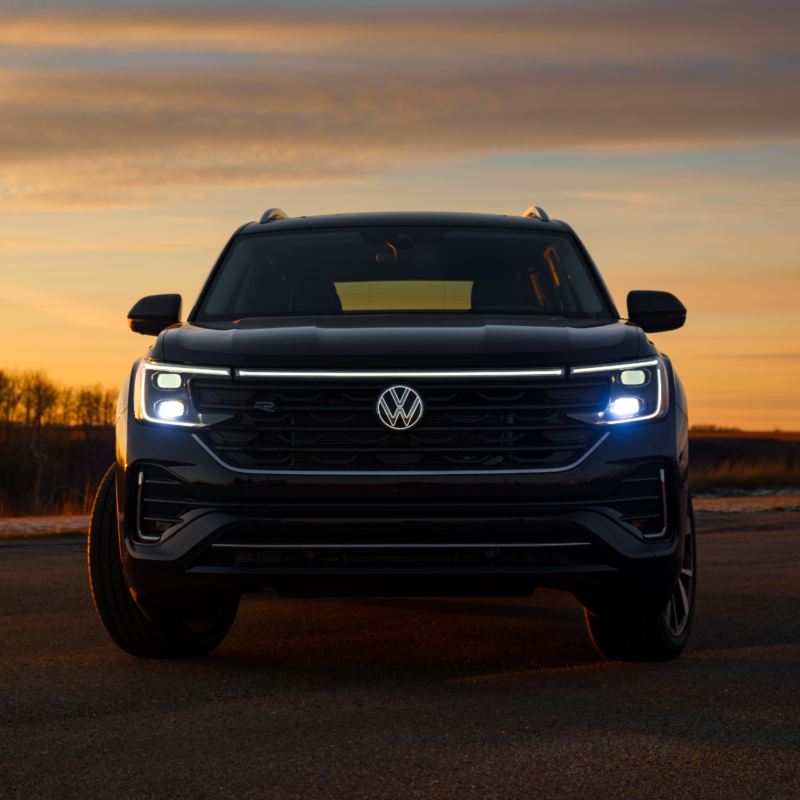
[0,369,116,516]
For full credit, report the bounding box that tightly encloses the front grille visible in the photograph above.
[192,375,609,472]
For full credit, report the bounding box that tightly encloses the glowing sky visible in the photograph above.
[1,0,799,428]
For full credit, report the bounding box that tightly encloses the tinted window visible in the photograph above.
[195,227,611,320]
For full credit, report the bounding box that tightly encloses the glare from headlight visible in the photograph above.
[155,399,186,420]
[607,396,642,419]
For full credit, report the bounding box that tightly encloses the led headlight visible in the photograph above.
[570,357,668,425]
[607,395,642,419]
[154,399,186,420]
[133,360,232,427]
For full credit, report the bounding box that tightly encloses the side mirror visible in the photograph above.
[627,290,686,333]
[128,294,182,336]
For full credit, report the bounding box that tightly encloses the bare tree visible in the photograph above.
[101,388,118,426]
[0,370,22,428]
[0,368,118,515]
[19,371,59,427]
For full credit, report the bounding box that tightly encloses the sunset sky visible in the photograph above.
[1,0,798,429]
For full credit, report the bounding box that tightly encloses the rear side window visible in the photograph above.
[195,227,611,320]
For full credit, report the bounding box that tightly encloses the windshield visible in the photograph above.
[194,226,613,321]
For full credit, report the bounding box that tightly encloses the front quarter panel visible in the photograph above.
[665,354,689,477]
[114,359,145,546]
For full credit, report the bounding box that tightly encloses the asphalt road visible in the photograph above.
[1,513,799,800]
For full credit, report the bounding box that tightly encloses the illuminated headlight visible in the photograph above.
[155,372,182,390]
[570,358,668,425]
[133,361,231,427]
[620,369,647,386]
[607,396,642,420]
[155,399,186,420]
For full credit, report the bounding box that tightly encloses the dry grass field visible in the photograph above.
[690,458,800,493]
[690,430,800,494]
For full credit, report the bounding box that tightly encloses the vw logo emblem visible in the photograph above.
[376,385,424,430]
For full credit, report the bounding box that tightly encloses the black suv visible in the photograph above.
[89,208,694,661]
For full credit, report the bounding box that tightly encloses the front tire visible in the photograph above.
[88,465,239,658]
[581,500,697,661]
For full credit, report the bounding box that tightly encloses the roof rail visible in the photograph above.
[521,206,550,222]
[260,208,289,223]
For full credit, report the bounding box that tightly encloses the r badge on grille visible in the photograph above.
[375,385,424,430]
[253,400,277,414]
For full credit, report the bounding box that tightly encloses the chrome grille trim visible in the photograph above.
[210,541,591,549]
[641,468,669,540]
[192,430,610,476]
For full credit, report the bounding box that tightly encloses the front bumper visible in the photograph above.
[117,409,689,601]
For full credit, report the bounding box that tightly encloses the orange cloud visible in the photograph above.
[0,1,797,208]
[1,60,798,209]
[0,2,797,60]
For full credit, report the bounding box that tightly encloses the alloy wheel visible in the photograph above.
[664,507,695,637]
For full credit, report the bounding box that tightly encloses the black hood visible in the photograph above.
[158,316,649,370]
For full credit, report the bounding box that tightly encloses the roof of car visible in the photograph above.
[240,211,572,235]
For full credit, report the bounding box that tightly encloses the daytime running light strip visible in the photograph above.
[143,362,230,376]
[236,368,564,379]
[571,358,659,375]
